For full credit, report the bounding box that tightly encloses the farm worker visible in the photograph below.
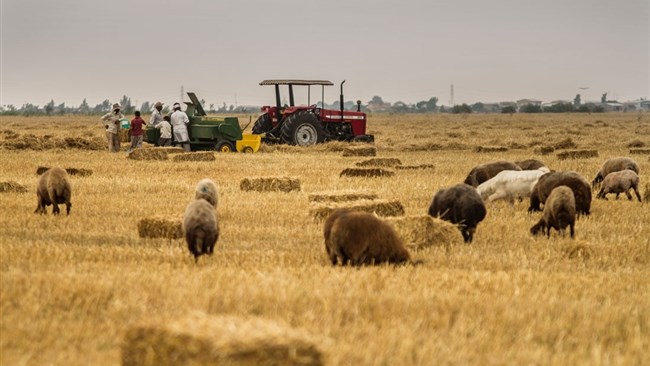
[156,115,172,146]
[100,103,123,152]
[149,101,164,127]
[170,102,191,152]
[127,110,146,154]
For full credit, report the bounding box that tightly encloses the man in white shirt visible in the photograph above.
[100,103,123,152]
[170,102,190,151]
[156,116,173,146]
[149,102,164,127]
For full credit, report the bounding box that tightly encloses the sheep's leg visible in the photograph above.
[52,203,60,215]
[488,190,507,203]
[65,201,71,215]
[35,198,46,214]
[624,190,633,201]
[633,187,642,202]
[615,192,620,200]
[570,222,575,239]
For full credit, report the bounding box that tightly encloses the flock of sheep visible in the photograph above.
[34,156,642,265]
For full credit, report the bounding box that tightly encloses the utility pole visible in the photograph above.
[180,86,184,103]
[449,84,455,107]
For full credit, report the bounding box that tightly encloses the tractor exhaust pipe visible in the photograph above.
[340,80,346,119]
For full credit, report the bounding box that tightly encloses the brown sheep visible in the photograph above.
[35,167,72,215]
[592,157,639,189]
[463,161,521,187]
[597,170,642,201]
[515,159,546,170]
[183,199,219,262]
[428,184,486,243]
[323,209,411,266]
[530,186,576,238]
[529,171,591,215]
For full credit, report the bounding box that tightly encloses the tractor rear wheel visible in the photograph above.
[215,140,235,152]
[280,111,325,146]
[252,114,273,134]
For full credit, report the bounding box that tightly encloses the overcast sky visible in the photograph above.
[1,0,648,109]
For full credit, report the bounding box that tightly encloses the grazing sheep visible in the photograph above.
[530,186,576,238]
[592,157,639,189]
[515,159,546,170]
[597,170,642,201]
[428,184,486,243]
[35,167,72,215]
[463,161,521,187]
[183,199,219,262]
[477,167,550,205]
[195,178,218,208]
[323,209,411,266]
[529,171,591,215]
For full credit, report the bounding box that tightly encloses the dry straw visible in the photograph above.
[342,146,376,157]
[340,168,394,178]
[1,134,104,151]
[534,145,555,155]
[629,148,650,155]
[556,149,599,160]
[562,242,595,260]
[36,166,93,177]
[122,312,326,366]
[473,146,508,153]
[240,177,301,192]
[0,181,28,193]
[172,152,215,162]
[355,158,402,167]
[644,183,650,202]
[554,137,578,149]
[128,149,169,161]
[137,218,183,239]
[395,164,435,171]
[385,215,463,250]
[119,129,130,143]
[308,190,379,203]
[310,199,405,221]
[156,147,186,153]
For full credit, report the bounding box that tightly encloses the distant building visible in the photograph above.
[516,99,542,109]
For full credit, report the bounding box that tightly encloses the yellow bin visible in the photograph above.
[236,134,261,153]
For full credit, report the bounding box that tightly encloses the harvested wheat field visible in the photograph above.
[1,113,649,365]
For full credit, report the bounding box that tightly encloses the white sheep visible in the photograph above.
[476,167,550,205]
[195,178,218,208]
[596,170,642,201]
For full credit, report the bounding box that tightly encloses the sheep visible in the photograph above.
[323,209,411,266]
[515,159,546,171]
[34,167,72,215]
[592,157,639,190]
[183,199,219,262]
[529,171,591,215]
[463,161,521,187]
[428,183,486,243]
[530,186,576,238]
[477,167,550,205]
[596,170,642,201]
[195,178,218,208]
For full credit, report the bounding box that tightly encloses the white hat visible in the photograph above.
[173,103,181,110]
[112,103,121,111]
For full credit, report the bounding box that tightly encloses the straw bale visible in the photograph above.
[128,149,169,161]
[342,146,376,157]
[626,139,646,148]
[556,149,599,160]
[308,190,378,203]
[340,168,394,178]
[629,148,650,155]
[402,143,444,152]
[395,164,435,171]
[355,158,402,167]
[310,199,405,221]
[157,147,186,153]
[119,129,130,143]
[534,146,555,155]
[122,312,326,366]
[240,177,301,192]
[137,218,183,239]
[473,146,508,153]
[37,166,92,176]
[385,215,463,250]
[0,181,28,193]
[554,137,578,149]
[57,136,105,150]
[172,152,215,162]
[644,183,650,202]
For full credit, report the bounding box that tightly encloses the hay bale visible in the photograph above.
[65,168,93,177]
[157,147,186,153]
[473,146,508,153]
[626,139,646,148]
[355,158,402,167]
[644,183,650,202]
[240,177,301,192]
[0,181,28,193]
[395,164,435,171]
[119,129,130,143]
[534,145,555,155]
[308,190,378,203]
[36,166,50,175]
[629,148,650,155]
[556,149,599,160]
[128,149,169,161]
[137,218,183,239]
[385,215,463,250]
[342,146,376,157]
[310,199,405,221]
[122,312,326,366]
[339,168,394,178]
[57,136,105,150]
[554,137,578,149]
[172,152,215,162]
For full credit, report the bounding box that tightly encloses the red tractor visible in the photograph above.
[252,79,374,146]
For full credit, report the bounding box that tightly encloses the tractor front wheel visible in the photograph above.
[215,140,235,153]
[252,114,273,134]
[280,111,325,146]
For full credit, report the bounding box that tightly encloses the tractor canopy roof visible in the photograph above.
[259,79,334,86]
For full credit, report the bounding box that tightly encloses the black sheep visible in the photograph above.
[428,184,486,243]
[529,171,591,215]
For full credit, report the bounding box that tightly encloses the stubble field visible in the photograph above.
[1,112,649,365]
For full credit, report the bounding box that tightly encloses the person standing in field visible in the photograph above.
[170,102,190,152]
[149,102,164,127]
[127,111,146,154]
[100,103,123,152]
[156,115,172,146]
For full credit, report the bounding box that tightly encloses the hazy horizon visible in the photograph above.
[1,0,648,109]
